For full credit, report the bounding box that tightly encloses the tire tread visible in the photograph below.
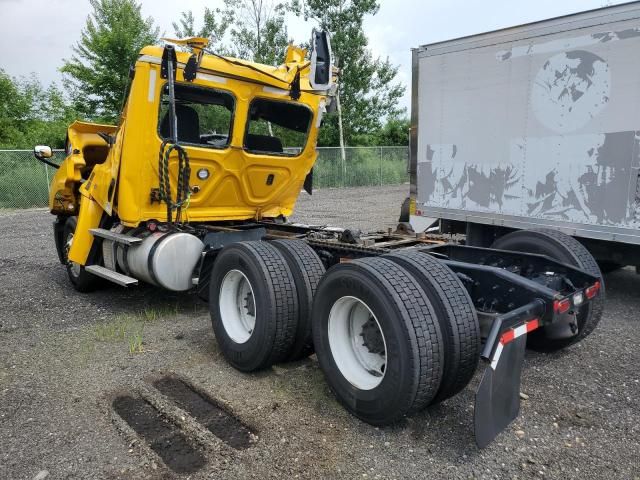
[385,250,480,403]
[271,239,326,360]
[349,257,444,414]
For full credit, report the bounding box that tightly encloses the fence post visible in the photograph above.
[379,147,383,186]
[342,148,347,188]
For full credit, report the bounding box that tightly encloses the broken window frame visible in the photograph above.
[157,82,236,150]
[243,97,314,158]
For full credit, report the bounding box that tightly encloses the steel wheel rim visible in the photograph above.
[65,231,81,278]
[328,296,387,390]
[219,269,256,344]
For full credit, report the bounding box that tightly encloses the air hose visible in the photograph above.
[158,141,191,224]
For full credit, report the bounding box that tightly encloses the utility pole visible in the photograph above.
[336,91,346,186]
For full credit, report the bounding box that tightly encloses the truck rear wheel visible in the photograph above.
[312,257,444,425]
[209,241,299,372]
[384,250,480,404]
[271,239,326,361]
[63,216,101,293]
[491,228,605,351]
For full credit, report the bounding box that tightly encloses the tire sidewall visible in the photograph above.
[312,267,418,424]
[493,232,576,264]
[209,246,277,371]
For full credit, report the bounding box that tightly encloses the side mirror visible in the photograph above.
[309,29,333,90]
[34,145,53,160]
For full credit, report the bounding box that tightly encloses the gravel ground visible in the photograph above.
[1,184,639,480]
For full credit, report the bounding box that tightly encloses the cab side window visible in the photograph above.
[244,98,312,156]
[159,83,234,149]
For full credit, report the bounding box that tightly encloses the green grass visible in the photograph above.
[127,324,145,354]
[95,315,144,355]
[142,308,158,322]
[140,304,180,322]
[95,313,138,342]
[93,306,182,354]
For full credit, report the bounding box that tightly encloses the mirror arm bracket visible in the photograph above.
[37,157,60,170]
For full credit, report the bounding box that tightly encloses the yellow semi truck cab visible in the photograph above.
[39,34,335,269]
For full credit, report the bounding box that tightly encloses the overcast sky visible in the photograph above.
[0,0,629,111]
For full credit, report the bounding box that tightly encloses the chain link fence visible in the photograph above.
[314,146,409,188]
[0,146,409,209]
[0,150,64,209]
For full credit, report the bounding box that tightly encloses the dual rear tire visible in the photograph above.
[209,240,325,371]
[208,228,603,425]
[209,240,480,425]
[312,257,450,424]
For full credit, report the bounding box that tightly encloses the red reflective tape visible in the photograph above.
[500,329,515,345]
[526,318,540,333]
[499,318,540,346]
[492,318,540,370]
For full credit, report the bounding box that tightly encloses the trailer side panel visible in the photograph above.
[414,3,640,244]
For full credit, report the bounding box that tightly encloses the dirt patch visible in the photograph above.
[112,395,207,474]
[153,376,254,450]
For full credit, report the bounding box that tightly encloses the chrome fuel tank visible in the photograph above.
[123,232,204,291]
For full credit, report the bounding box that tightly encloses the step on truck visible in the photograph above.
[407,1,640,274]
[34,31,603,448]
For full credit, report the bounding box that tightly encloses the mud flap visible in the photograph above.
[474,333,527,448]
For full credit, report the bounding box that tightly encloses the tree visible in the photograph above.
[172,7,234,55]
[0,70,76,148]
[61,0,159,122]
[372,117,410,146]
[228,0,290,66]
[0,70,33,148]
[290,0,405,146]
[176,1,290,66]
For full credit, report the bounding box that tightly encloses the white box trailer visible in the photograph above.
[409,1,640,269]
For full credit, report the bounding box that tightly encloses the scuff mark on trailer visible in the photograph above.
[578,131,638,223]
[496,27,640,62]
[531,50,610,133]
[613,28,640,39]
[421,132,640,225]
[419,144,521,211]
[521,131,640,224]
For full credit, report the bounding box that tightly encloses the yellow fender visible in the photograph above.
[67,188,104,265]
